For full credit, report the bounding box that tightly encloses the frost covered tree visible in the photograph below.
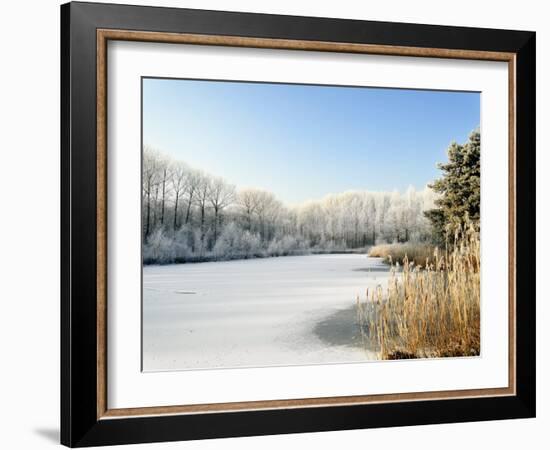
[252,190,282,241]
[425,129,480,242]
[142,146,439,264]
[184,169,200,225]
[142,146,161,237]
[171,161,188,231]
[194,173,211,252]
[156,154,171,227]
[208,176,236,242]
[237,189,260,231]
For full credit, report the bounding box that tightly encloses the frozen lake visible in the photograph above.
[143,254,391,371]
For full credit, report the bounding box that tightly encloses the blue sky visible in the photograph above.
[143,78,479,204]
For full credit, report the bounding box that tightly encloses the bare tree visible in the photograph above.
[184,170,200,225]
[194,172,211,247]
[237,189,260,231]
[171,161,188,231]
[208,176,236,242]
[142,146,160,237]
[157,154,172,226]
[365,195,377,244]
[251,190,279,241]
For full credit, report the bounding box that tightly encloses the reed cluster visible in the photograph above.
[368,243,435,267]
[357,224,480,359]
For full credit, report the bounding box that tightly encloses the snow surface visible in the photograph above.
[143,254,391,371]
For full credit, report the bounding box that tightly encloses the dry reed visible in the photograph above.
[357,224,480,359]
[368,243,435,267]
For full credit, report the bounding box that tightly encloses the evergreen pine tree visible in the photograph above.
[425,129,480,242]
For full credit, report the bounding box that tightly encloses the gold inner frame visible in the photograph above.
[96,28,517,420]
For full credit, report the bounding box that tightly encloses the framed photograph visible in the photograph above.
[61,2,536,447]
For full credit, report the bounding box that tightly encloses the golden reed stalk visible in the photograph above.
[357,224,480,359]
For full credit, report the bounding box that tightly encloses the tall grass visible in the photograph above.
[369,243,435,267]
[357,224,480,359]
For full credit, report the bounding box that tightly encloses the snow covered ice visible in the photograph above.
[143,254,390,371]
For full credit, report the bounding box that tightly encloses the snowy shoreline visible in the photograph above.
[143,247,372,266]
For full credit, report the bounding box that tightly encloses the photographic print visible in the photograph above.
[141,78,481,372]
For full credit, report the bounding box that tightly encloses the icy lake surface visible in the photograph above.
[143,254,391,371]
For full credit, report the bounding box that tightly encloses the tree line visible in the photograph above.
[142,146,438,264]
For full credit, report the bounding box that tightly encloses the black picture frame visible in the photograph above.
[61,1,536,447]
